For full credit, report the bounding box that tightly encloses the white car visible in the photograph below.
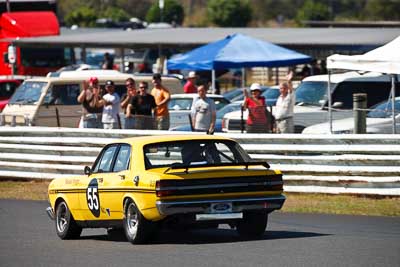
[222,71,400,133]
[168,93,230,129]
[302,97,400,134]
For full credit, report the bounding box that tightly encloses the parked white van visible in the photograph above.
[1,70,183,127]
[222,71,400,133]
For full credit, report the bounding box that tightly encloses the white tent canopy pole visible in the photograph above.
[391,75,396,134]
[328,71,332,134]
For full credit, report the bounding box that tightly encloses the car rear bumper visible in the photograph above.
[156,195,285,216]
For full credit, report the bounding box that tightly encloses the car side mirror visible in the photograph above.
[332,102,343,108]
[84,166,92,175]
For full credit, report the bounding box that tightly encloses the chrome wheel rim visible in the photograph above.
[56,202,68,233]
[126,203,138,237]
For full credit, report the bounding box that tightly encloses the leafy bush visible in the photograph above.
[207,0,252,27]
[64,6,98,27]
[146,0,184,25]
[296,0,330,25]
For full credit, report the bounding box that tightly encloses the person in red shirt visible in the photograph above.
[183,71,197,94]
[242,83,270,133]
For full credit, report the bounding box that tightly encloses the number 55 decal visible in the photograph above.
[87,179,100,217]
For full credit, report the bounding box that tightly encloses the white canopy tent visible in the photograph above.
[326,36,400,134]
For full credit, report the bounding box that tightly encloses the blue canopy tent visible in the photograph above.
[167,33,311,88]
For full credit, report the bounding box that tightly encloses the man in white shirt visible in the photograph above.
[101,80,121,129]
[275,72,295,133]
[191,85,216,134]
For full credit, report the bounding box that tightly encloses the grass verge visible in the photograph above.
[0,180,399,216]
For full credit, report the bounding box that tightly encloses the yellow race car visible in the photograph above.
[47,135,285,244]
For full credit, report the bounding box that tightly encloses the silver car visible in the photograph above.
[302,97,400,134]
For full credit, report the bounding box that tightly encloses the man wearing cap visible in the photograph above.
[242,83,270,133]
[183,71,197,94]
[101,80,121,129]
[77,77,103,128]
[151,73,171,130]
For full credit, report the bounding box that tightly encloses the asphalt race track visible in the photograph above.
[0,199,399,267]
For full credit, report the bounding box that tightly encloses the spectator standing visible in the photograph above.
[101,80,121,129]
[275,72,295,133]
[183,71,197,93]
[77,77,103,128]
[127,81,156,130]
[120,78,137,129]
[102,52,114,70]
[151,73,171,130]
[191,85,216,133]
[242,83,270,133]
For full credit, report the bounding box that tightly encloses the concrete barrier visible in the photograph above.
[0,126,399,196]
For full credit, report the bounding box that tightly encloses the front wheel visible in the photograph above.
[55,201,82,239]
[123,199,152,244]
[236,211,268,239]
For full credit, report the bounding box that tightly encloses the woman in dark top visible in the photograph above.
[77,77,103,128]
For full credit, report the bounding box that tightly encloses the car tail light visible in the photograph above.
[155,180,177,197]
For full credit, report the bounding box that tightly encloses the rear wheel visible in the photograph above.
[55,201,82,239]
[123,199,152,244]
[236,211,268,239]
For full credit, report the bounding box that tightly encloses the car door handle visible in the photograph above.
[119,174,125,180]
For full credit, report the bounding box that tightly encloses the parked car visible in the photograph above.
[225,86,270,102]
[222,72,400,133]
[46,135,285,244]
[222,88,245,101]
[170,101,243,132]
[302,97,400,134]
[168,93,230,129]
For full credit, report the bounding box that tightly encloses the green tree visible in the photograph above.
[363,0,400,20]
[295,0,330,25]
[146,0,184,25]
[64,6,98,27]
[207,0,252,27]
[101,7,130,22]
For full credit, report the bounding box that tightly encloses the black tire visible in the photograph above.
[123,199,152,244]
[236,211,268,239]
[55,201,82,239]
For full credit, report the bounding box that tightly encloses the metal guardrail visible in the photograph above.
[0,127,399,196]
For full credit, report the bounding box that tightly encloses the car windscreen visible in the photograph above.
[168,98,193,110]
[212,97,230,110]
[223,89,243,101]
[262,89,280,106]
[296,81,334,106]
[144,140,249,169]
[8,81,48,105]
[217,103,242,119]
[367,98,400,118]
